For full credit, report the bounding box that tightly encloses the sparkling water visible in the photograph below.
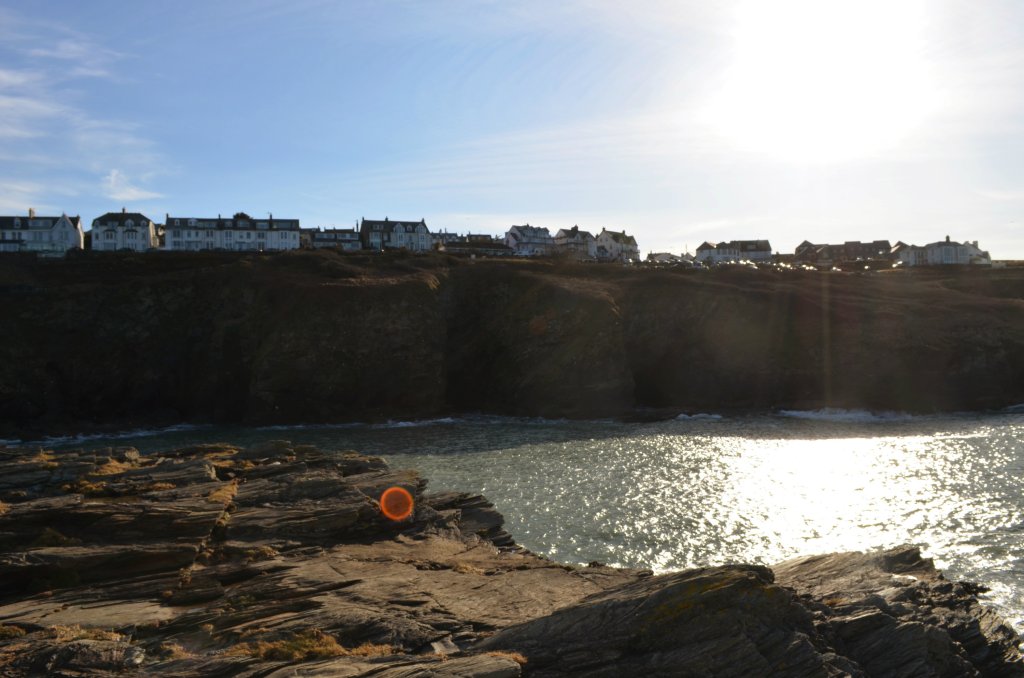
[22,409,1024,632]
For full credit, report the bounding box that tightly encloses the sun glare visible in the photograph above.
[704,0,941,163]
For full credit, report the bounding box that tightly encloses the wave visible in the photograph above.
[777,408,914,423]
[1001,403,1024,414]
[8,423,211,448]
[371,417,462,429]
[674,413,724,421]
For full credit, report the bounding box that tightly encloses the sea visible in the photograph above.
[11,408,1024,634]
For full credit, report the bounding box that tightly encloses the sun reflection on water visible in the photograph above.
[55,412,1024,633]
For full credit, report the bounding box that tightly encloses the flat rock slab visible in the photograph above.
[0,442,1019,677]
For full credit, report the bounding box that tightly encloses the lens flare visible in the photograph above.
[380,486,414,521]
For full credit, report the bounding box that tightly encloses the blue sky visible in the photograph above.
[2,0,1022,258]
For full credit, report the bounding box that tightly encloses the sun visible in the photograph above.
[703,0,941,163]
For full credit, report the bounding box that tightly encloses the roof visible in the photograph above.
[360,218,429,234]
[509,225,552,238]
[702,239,771,252]
[555,226,594,240]
[0,214,81,230]
[92,211,153,227]
[600,229,638,246]
[166,214,300,230]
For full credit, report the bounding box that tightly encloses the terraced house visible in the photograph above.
[90,209,159,252]
[0,209,83,255]
[695,239,772,265]
[163,212,300,252]
[360,217,432,251]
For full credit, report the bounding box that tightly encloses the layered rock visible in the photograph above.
[0,442,1020,676]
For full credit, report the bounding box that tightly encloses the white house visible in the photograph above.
[553,226,596,260]
[695,240,772,265]
[163,212,300,252]
[0,209,83,255]
[895,236,991,267]
[595,228,640,263]
[360,217,432,251]
[308,227,361,251]
[505,224,554,256]
[90,209,159,252]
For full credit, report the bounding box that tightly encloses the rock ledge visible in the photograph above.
[0,442,1020,677]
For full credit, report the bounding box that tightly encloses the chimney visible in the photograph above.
[28,207,35,218]
[945,235,950,242]
[122,207,126,214]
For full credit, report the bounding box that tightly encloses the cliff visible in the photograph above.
[0,442,1020,676]
[2,251,1024,438]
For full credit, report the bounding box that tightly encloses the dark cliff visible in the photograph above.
[2,251,1024,437]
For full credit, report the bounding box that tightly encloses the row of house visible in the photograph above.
[686,236,993,268]
[0,208,643,262]
[2,207,993,267]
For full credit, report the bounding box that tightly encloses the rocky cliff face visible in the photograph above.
[0,442,1020,676]
[2,252,1024,437]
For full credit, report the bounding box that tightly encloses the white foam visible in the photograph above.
[777,408,913,423]
[12,423,210,448]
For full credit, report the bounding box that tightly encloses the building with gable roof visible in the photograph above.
[893,236,991,267]
[595,228,640,263]
[553,226,596,260]
[307,227,361,251]
[360,217,432,251]
[794,239,890,267]
[163,212,300,251]
[0,209,83,255]
[694,239,772,265]
[505,224,554,256]
[90,208,159,252]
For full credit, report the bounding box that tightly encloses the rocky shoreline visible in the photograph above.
[0,441,1021,676]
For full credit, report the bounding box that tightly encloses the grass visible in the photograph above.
[48,625,124,643]
[61,479,109,496]
[90,458,135,475]
[225,629,395,661]
[0,501,7,515]
[207,480,239,504]
[0,626,25,640]
[486,650,528,665]
[158,642,196,660]
[452,561,487,576]
[145,482,176,492]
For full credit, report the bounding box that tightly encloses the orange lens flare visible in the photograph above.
[380,486,414,521]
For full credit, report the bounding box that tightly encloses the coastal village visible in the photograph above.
[0,207,998,269]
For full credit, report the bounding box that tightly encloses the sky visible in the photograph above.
[1,0,1022,258]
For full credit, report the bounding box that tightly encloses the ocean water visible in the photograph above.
[21,409,1024,633]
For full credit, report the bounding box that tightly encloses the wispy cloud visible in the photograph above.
[0,7,165,210]
[103,170,162,201]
